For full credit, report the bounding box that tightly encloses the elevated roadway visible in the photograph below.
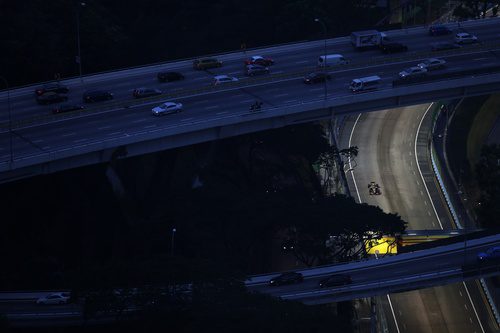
[1,18,500,183]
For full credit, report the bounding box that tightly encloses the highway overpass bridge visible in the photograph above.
[1,17,499,183]
[246,231,500,304]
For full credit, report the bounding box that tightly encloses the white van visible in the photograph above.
[318,54,348,67]
[349,76,381,92]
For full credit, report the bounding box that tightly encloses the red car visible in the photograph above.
[244,55,274,66]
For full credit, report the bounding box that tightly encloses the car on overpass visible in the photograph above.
[193,58,223,70]
[52,104,84,114]
[36,292,70,305]
[398,66,427,80]
[303,72,331,84]
[157,71,184,83]
[83,90,114,103]
[269,272,303,286]
[36,92,68,105]
[455,32,478,44]
[245,64,270,76]
[318,274,352,288]
[151,101,183,116]
[133,87,162,98]
[417,58,446,71]
[244,55,275,66]
[428,24,452,36]
[213,75,239,85]
[35,83,69,96]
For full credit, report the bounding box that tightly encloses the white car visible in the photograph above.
[152,102,183,116]
[398,66,427,79]
[36,292,70,305]
[417,58,446,71]
[213,75,239,85]
[454,32,478,44]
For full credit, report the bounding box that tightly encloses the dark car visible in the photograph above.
[83,90,113,103]
[428,24,452,36]
[318,274,352,288]
[133,87,162,98]
[303,72,331,84]
[245,64,270,76]
[36,92,68,105]
[157,71,184,83]
[193,58,223,70]
[244,55,275,66]
[269,272,303,286]
[380,42,408,54]
[431,42,461,51]
[52,104,84,114]
[35,83,69,96]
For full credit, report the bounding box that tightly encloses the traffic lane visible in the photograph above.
[4,42,500,123]
[0,300,81,314]
[345,106,486,332]
[3,51,499,161]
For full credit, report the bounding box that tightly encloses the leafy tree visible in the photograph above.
[281,195,407,266]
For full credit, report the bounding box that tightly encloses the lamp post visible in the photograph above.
[171,228,176,256]
[75,1,86,82]
[314,18,328,101]
[0,76,12,166]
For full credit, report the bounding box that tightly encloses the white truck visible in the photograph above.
[350,30,387,50]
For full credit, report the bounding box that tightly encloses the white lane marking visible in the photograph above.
[240,99,255,104]
[416,180,420,186]
[309,88,324,92]
[424,201,428,206]
[273,70,284,74]
[465,303,469,311]
[73,139,87,143]
[432,221,436,227]
[216,111,227,115]
[108,132,121,136]
[275,93,289,98]
[414,103,443,229]
[284,100,298,104]
[420,190,424,196]
[43,146,51,149]
[132,119,148,123]
[416,104,484,332]
[387,295,401,333]
[427,211,432,216]
[463,282,485,333]
[143,125,156,129]
[98,126,112,130]
[180,117,194,122]
[61,132,76,137]
[295,60,309,64]
[191,77,207,81]
[348,113,363,204]
[205,105,219,110]
[470,317,474,324]
[460,290,463,297]
[33,139,44,143]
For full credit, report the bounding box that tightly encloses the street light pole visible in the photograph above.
[0,76,12,166]
[75,1,86,82]
[314,18,328,101]
[171,228,176,256]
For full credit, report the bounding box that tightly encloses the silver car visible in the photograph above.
[417,58,446,71]
[398,66,427,79]
[245,64,270,76]
[213,75,239,85]
[152,102,183,116]
[36,292,70,305]
[454,32,478,44]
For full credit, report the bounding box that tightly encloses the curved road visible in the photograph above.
[341,105,497,332]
